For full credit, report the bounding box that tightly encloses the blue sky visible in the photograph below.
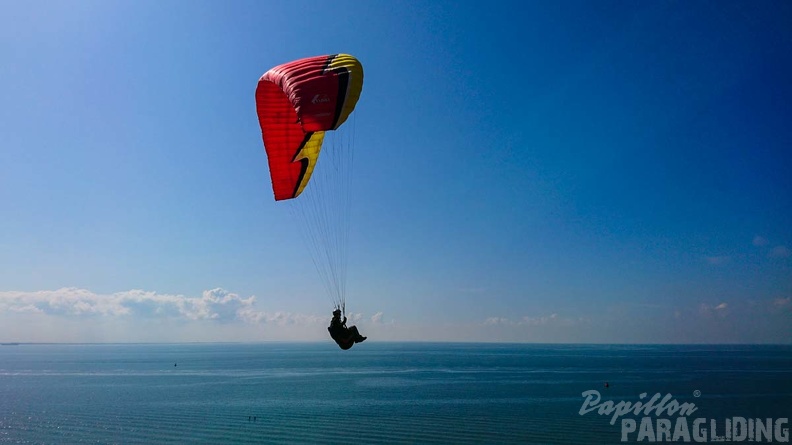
[1,0,790,343]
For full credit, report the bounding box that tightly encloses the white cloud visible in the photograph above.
[8,304,44,314]
[371,312,384,323]
[484,317,510,325]
[705,256,730,265]
[769,246,790,259]
[483,313,576,327]
[774,297,790,308]
[521,313,559,326]
[699,302,729,317]
[753,236,768,247]
[0,287,327,326]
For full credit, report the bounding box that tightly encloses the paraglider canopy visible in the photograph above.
[255,54,363,201]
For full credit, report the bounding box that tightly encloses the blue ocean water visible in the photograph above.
[0,343,790,444]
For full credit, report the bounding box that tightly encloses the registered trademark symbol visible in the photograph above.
[693,390,701,397]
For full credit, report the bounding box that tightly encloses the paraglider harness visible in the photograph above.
[328,305,356,350]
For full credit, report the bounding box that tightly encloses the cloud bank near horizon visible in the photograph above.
[0,287,329,326]
[0,287,395,343]
[0,287,789,344]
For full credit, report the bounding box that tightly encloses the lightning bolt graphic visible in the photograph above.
[289,53,359,199]
[291,131,326,198]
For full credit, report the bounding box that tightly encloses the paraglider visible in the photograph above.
[255,54,366,349]
[327,309,366,350]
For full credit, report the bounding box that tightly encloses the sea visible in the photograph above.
[0,343,790,444]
